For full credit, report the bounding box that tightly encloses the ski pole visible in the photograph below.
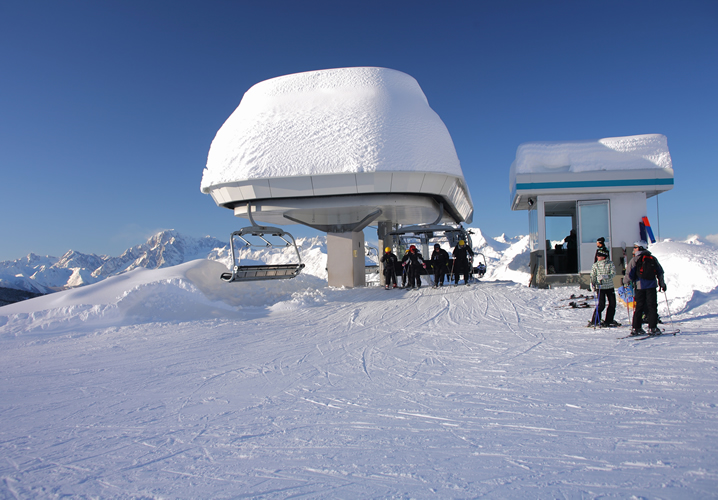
[662,290,679,334]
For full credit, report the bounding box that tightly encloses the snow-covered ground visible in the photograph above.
[1,237,717,498]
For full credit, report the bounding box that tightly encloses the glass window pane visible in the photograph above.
[580,203,609,244]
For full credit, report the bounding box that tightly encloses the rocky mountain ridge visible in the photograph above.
[0,230,227,303]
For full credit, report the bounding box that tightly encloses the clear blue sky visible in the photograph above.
[1,0,716,261]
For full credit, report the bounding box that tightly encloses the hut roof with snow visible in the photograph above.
[509,134,674,210]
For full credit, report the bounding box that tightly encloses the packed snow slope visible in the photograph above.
[1,239,717,498]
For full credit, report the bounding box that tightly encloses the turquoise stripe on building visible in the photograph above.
[515,178,674,191]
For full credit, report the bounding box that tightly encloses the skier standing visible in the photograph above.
[452,240,474,286]
[430,243,450,287]
[588,247,619,327]
[380,247,398,289]
[594,237,608,263]
[623,240,667,335]
[402,245,426,289]
[400,248,410,288]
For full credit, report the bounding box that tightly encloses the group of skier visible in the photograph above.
[588,237,667,336]
[380,240,476,290]
[378,234,667,336]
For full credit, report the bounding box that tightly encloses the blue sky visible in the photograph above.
[1,0,716,261]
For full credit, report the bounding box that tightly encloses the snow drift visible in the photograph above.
[511,134,673,175]
[201,67,464,192]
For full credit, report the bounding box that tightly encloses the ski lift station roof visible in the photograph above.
[201,67,473,232]
[509,134,674,211]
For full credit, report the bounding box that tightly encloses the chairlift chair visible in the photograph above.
[364,245,381,286]
[473,252,487,279]
[220,203,305,282]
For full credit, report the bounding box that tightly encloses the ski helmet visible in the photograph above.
[458,240,465,246]
[410,245,417,251]
[384,247,391,253]
[634,240,648,250]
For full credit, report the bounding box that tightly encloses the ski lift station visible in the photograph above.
[201,67,473,288]
[509,134,674,289]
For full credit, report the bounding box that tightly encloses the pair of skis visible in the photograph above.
[618,327,680,340]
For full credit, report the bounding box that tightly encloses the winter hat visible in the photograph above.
[596,247,610,258]
[597,237,605,244]
[434,243,440,249]
[634,240,648,249]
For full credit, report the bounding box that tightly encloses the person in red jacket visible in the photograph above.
[401,245,426,289]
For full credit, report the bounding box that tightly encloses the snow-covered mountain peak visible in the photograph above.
[1,228,534,304]
[1,231,229,297]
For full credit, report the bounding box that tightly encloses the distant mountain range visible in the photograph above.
[0,228,531,307]
[0,230,228,305]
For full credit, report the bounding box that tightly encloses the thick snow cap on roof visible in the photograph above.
[511,134,673,176]
[201,67,464,193]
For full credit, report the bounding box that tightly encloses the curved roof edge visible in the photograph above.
[205,171,473,225]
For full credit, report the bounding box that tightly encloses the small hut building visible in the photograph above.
[509,134,674,288]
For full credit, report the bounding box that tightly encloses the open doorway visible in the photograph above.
[544,201,577,274]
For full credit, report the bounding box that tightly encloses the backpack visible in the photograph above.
[637,253,657,280]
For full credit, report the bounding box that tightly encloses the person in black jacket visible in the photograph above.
[380,247,398,289]
[452,240,474,286]
[401,245,426,289]
[623,240,667,335]
[594,237,609,263]
[430,243,450,287]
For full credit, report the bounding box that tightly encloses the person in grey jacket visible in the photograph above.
[623,240,666,335]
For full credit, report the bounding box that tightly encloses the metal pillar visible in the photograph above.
[327,231,366,288]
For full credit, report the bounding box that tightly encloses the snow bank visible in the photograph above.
[512,134,673,174]
[0,260,326,336]
[650,238,718,314]
[201,67,463,191]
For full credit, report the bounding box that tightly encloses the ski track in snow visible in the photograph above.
[0,277,717,498]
